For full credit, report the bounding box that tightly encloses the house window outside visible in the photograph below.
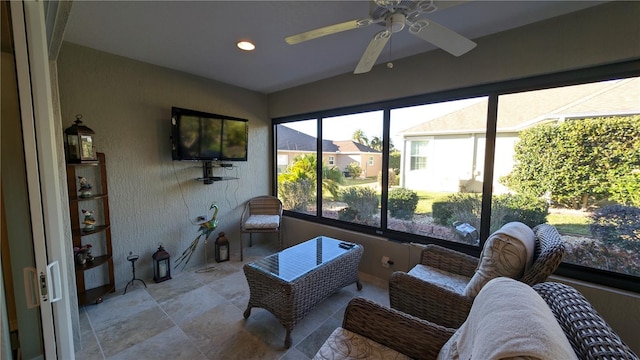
[277,154,289,174]
[328,156,335,165]
[273,68,640,292]
[368,156,374,166]
[410,141,428,170]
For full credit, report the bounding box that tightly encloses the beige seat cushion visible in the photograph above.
[463,222,535,298]
[243,214,280,229]
[439,277,577,360]
[313,327,410,360]
[409,264,470,295]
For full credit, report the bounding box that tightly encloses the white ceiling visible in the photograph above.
[63,1,607,94]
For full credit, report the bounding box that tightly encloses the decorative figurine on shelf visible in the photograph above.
[78,176,92,198]
[175,203,219,270]
[81,209,96,231]
[73,244,93,265]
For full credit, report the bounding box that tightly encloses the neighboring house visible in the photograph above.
[276,125,382,178]
[398,77,640,193]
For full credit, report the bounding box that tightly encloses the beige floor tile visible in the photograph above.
[77,241,390,360]
[96,305,174,357]
[160,284,227,324]
[106,326,206,360]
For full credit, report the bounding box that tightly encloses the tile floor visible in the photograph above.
[74,239,390,360]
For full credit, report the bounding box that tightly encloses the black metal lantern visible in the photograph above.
[215,232,230,262]
[152,244,171,283]
[64,114,97,163]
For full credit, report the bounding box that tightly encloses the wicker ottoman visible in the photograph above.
[243,236,364,348]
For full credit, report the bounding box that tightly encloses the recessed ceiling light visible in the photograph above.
[237,41,255,51]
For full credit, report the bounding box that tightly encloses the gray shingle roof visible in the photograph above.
[400,77,640,136]
[277,125,380,153]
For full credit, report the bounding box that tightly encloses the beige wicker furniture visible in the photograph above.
[389,223,565,328]
[314,281,638,360]
[533,282,638,360]
[243,236,363,348]
[240,195,283,261]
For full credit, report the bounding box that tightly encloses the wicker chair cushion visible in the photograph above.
[439,277,577,360]
[243,215,280,229]
[463,222,535,298]
[409,264,470,295]
[313,327,411,360]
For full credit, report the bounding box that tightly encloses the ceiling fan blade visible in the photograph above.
[285,19,371,45]
[410,19,477,56]
[354,30,391,74]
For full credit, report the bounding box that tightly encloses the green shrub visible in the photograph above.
[590,205,640,252]
[377,170,398,187]
[432,201,453,225]
[337,207,358,221]
[432,193,548,234]
[340,187,379,220]
[345,162,362,178]
[388,188,419,220]
[277,179,313,211]
[494,193,549,228]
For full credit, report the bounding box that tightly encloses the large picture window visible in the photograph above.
[274,65,640,292]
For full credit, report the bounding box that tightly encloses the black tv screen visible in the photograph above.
[171,107,248,161]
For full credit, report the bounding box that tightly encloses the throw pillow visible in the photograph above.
[463,222,535,298]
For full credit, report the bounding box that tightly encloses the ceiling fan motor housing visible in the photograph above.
[387,13,406,33]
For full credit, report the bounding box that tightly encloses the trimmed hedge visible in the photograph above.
[432,193,548,233]
[388,188,419,220]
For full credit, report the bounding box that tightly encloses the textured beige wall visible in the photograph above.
[268,2,640,118]
[57,43,269,290]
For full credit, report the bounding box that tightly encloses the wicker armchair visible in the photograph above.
[389,223,565,328]
[314,282,638,360]
[315,297,455,360]
[240,195,283,261]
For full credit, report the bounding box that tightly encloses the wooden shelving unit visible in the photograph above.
[66,152,115,305]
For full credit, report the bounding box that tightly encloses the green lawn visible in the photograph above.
[342,177,378,186]
[547,211,592,236]
[414,191,454,214]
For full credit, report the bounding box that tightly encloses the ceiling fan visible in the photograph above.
[285,0,477,74]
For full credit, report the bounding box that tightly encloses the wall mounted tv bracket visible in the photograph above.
[198,161,222,184]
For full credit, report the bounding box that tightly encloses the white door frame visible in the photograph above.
[10,1,75,358]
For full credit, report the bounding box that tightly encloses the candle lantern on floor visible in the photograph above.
[64,114,97,163]
[215,232,229,262]
[152,244,171,282]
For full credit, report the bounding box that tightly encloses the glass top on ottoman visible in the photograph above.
[247,236,358,282]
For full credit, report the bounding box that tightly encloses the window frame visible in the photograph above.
[409,140,429,171]
[272,59,640,293]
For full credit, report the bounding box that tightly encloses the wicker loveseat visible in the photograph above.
[389,223,565,329]
[314,280,638,360]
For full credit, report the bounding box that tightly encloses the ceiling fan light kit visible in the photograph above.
[285,0,477,74]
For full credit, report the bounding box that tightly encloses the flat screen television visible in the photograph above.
[171,107,248,161]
